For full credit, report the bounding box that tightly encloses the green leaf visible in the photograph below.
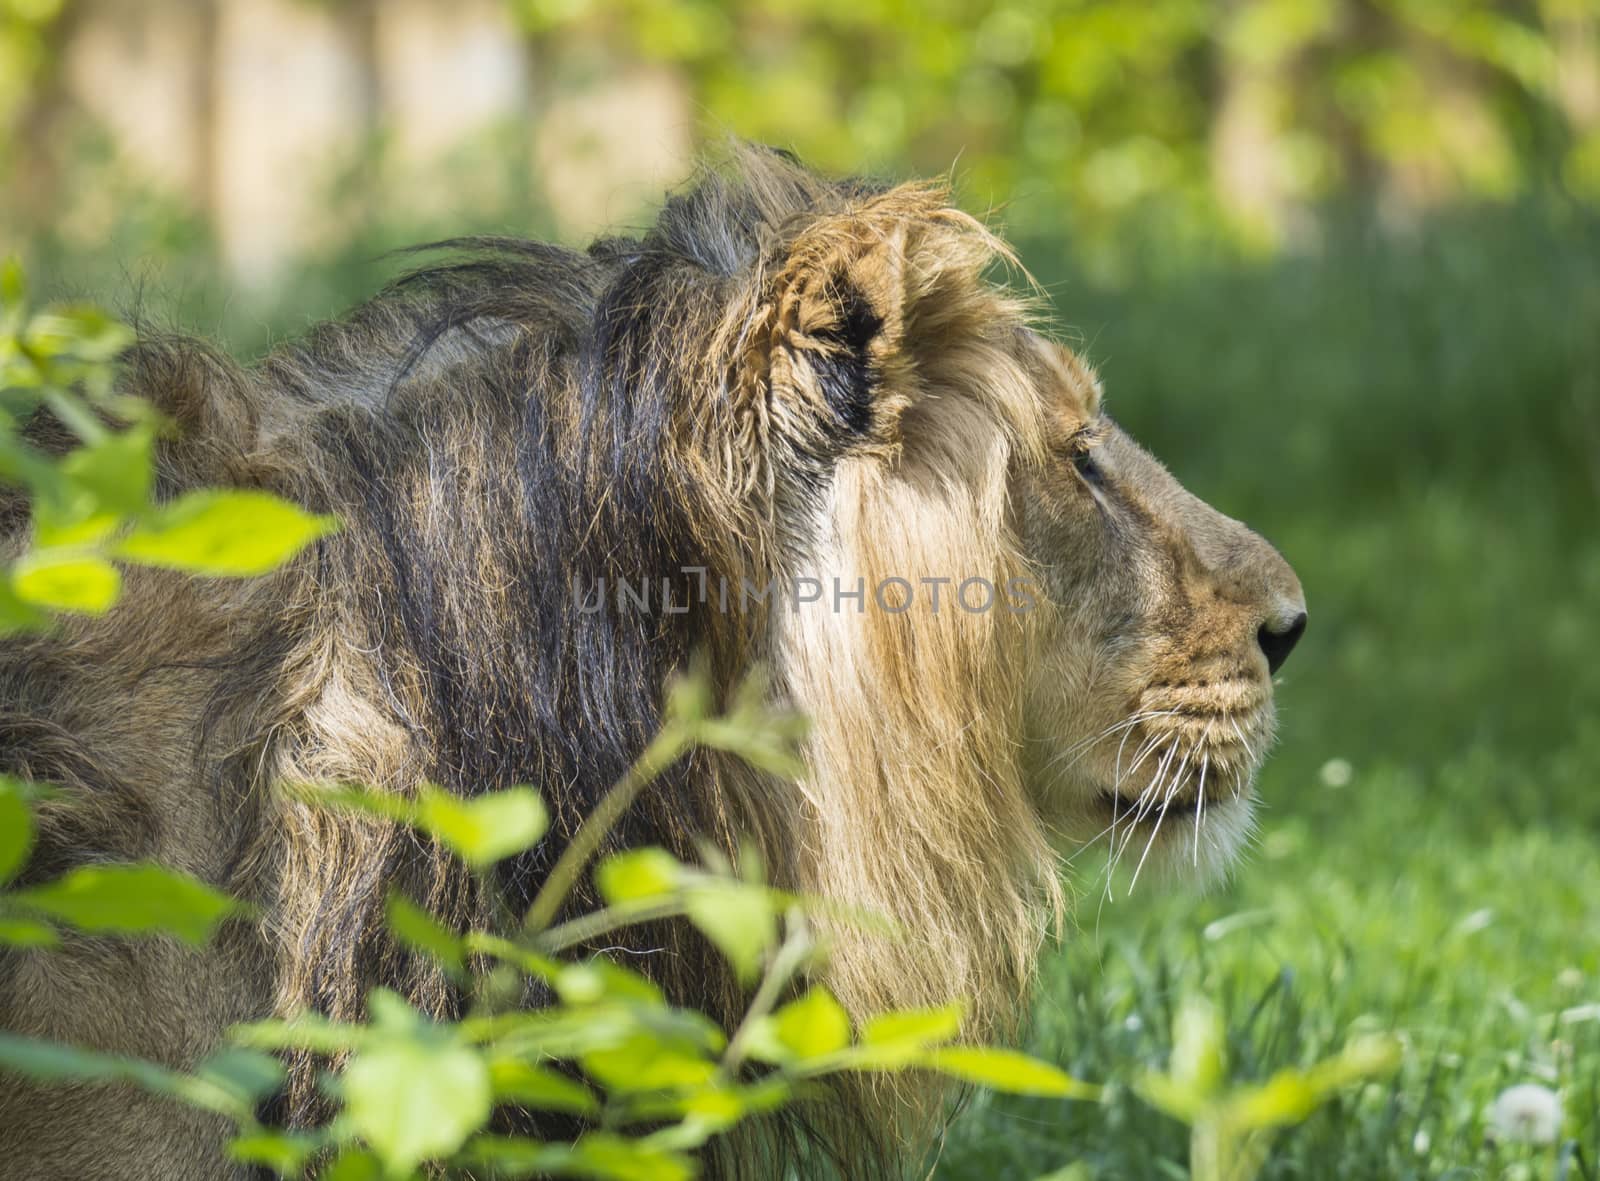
[10,550,122,614]
[1136,1070,1207,1123]
[233,1013,370,1055]
[770,986,852,1061]
[0,257,26,311]
[683,881,776,986]
[463,1134,696,1181]
[343,1027,491,1176]
[0,775,35,885]
[0,1031,183,1097]
[1168,993,1225,1101]
[552,963,616,1006]
[861,1003,964,1051]
[289,782,415,824]
[693,669,809,779]
[385,892,465,976]
[458,1136,566,1178]
[628,1076,792,1147]
[194,1047,287,1107]
[57,424,156,517]
[12,861,240,946]
[322,1149,385,1181]
[29,306,135,363]
[117,489,334,576]
[595,847,683,906]
[32,507,120,549]
[488,1057,599,1115]
[661,665,716,728]
[0,916,59,948]
[1218,1070,1320,1131]
[553,958,667,1007]
[415,786,548,869]
[561,1132,696,1181]
[581,1033,719,1094]
[1306,1033,1403,1093]
[465,931,563,982]
[229,1131,324,1177]
[366,988,425,1032]
[461,1005,639,1059]
[919,1047,1102,1100]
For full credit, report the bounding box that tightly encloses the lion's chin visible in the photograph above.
[1058,784,1257,891]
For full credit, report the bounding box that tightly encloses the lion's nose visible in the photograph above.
[1257,611,1307,675]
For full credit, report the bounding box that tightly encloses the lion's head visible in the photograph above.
[660,147,1307,1105]
[1016,339,1307,881]
[697,157,1303,876]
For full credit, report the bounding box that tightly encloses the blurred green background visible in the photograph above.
[4,0,1599,1176]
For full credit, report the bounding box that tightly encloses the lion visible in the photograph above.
[0,146,1305,1179]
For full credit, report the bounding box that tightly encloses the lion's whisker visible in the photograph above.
[1046,709,1181,776]
[1229,718,1259,764]
[1117,733,1168,796]
[1168,745,1194,801]
[1125,807,1168,895]
[1126,741,1183,896]
[1193,753,1210,867]
[1133,738,1181,819]
[1096,730,1165,882]
[1111,736,1178,876]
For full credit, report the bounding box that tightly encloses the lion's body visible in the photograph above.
[0,149,1305,1179]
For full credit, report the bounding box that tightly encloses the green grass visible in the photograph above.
[937,789,1600,1178]
[936,203,1600,1179]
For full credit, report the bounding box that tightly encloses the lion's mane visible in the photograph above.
[0,147,1064,1178]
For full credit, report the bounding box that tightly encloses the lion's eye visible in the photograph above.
[1072,448,1106,487]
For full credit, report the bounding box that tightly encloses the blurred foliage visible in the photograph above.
[515,0,1600,266]
[4,1,1600,280]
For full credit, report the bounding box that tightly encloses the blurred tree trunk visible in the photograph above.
[1209,0,1295,245]
[1326,0,1386,213]
[8,0,84,227]
[195,0,221,229]
[1212,18,1283,241]
[198,0,378,231]
[339,0,382,134]
[1547,2,1600,132]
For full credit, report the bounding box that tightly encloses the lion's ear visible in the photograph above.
[751,186,1014,458]
[762,209,922,449]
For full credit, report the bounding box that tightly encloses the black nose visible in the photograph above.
[1257,612,1307,675]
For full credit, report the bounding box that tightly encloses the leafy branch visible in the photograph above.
[0,258,334,629]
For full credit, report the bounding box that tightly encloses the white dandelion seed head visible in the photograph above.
[1319,758,1354,788]
[1487,1083,1563,1145]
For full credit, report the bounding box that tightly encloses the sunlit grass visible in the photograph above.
[939,783,1600,1178]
